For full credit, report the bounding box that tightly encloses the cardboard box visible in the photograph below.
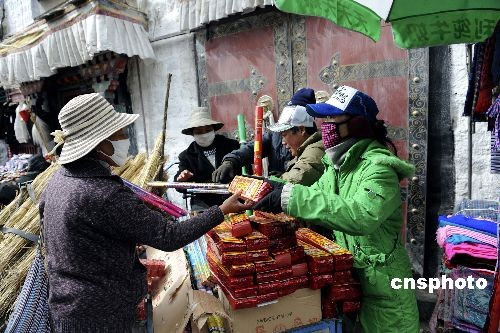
[287,319,342,333]
[221,288,321,333]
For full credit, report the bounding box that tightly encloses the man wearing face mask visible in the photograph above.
[41,94,251,332]
[213,88,318,184]
[266,88,324,186]
[175,107,240,207]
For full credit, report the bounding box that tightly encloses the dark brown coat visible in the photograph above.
[40,158,223,332]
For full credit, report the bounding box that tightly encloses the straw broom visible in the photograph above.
[0,164,59,320]
[137,73,172,192]
[0,247,36,320]
[121,153,146,181]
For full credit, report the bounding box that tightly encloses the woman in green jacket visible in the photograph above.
[254,86,419,332]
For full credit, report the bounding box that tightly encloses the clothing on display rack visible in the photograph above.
[464,22,499,121]
[431,199,499,332]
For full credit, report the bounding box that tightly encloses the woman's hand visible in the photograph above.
[219,191,253,215]
[176,169,194,182]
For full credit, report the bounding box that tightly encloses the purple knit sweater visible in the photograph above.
[40,158,224,332]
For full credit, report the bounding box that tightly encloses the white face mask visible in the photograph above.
[193,130,215,148]
[101,139,130,166]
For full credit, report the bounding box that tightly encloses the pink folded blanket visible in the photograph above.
[444,242,497,261]
[437,225,497,247]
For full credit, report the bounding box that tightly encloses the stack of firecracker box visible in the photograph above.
[206,210,362,319]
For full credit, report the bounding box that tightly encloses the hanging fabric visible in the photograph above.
[13,104,31,144]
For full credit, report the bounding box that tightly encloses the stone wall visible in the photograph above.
[450,44,499,204]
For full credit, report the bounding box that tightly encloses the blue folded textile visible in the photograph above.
[438,215,497,236]
[446,234,487,246]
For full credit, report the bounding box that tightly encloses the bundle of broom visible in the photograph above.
[0,164,59,322]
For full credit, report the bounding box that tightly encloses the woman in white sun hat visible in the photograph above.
[41,93,250,332]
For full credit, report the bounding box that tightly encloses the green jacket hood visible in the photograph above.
[322,139,415,180]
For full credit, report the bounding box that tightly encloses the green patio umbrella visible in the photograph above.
[275,0,500,48]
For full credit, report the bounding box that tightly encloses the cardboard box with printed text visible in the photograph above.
[220,288,321,333]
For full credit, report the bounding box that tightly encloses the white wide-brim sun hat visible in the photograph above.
[51,93,139,165]
[181,107,224,135]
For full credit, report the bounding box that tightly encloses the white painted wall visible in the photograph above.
[127,33,198,206]
[450,44,499,204]
[3,0,33,36]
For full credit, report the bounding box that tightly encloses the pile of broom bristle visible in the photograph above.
[0,134,167,322]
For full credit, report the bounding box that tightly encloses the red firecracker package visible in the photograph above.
[296,228,353,271]
[252,215,295,239]
[210,269,258,300]
[231,285,259,299]
[218,250,247,266]
[254,211,296,223]
[137,299,146,321]
[342,301,361,313]
[255,223,285,239]
[296,275,309,289]
[298,240,334,274]
[226,213,253,238]
[247,249,269,262]
[228,176,273,202]
[255,268,293,284]
[321,297,338,319]
[328,284,362,302]
[292,262,308,277]
[257,292,279,304]
[244,231,270,251]
[334,254,354,271]
[269,235,297,251]
[290,246,305,264]
[218,281,259,309]
[207,239,248,266]
[257,281,282,295]
[332,270,355,285]
[231,220,253,238]
[206,231,246,252]
[278,277,304,297]
[308,273,334,290]
[140,259,167,293]
[227,262,255,277]
[271,250,292,268]
[139,259,166,279]
[254,258,278,272]
[207,252,254,289]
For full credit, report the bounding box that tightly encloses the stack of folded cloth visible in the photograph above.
[435,214,498,331]
[437,215,498,270]
[295,228,361,318]
[207,213,361,315]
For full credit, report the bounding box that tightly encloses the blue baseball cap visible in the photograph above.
[306,86,379,120]
[288,88,316,107]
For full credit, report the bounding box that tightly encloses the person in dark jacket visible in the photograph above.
[175,107,240,207]
[41,93,250,332]
[212,88,317,183]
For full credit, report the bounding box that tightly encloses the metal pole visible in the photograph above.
[466,44,473,199]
